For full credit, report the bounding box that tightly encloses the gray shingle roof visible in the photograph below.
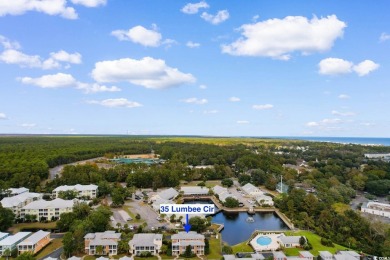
[280,235,301,244]
[129,233,162,247]
[18,230,50,246]
[157,188,178,200]
[171,231,205,240]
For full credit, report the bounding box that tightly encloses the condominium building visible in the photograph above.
[241,183,263,196]
[84,231,121,256]
[171,231,205,256]
[20,198,75,221]
[1,192,42,217]
[0,232,31,256]
[52,184,98,199]
[180,186,209,196]
[18,230,51,255]
[361,201,390,218]
[128,233,163,256]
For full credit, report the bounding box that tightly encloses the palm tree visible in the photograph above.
[116,222,122,231]
[3,248,11,260]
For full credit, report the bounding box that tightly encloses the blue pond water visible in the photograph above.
[256,236,272,246]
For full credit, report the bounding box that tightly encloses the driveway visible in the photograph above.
[39,247,63,260]
[125,200,163,230]
[230,180,252,207]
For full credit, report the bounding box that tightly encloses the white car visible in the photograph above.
[129,225,134,230]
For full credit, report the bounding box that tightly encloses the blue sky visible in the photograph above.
[0,0,389,137]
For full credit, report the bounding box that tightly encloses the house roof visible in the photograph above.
[22,198,74,210]
[299,251,314,257]
[18,230,50,246]
[280,236,301,244]
[212,185,227,195]
[0,232,31,246]
[84,231,121,240]
[129,233,162,247]
[273,251,287,258]
[96,257,109,260]
[45,257,58,260]
[8,187,29,195]
[180,186,209,195]
[223,255,236,260]
[89,239,118,246]
[68,257,81,260]
[0,233,9,241]
[251,253,265,260]
[53,184,98,192]
[319,251,333,257]
[255,194,273,202]
[157,188,178,200]
[118,257,132,260]
[1,192,41,208]
[242,183,262,195]
[219,192,236,202]
[171,231,205,240]
[337,251,360,258]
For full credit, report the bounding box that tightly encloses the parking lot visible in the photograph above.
[125,199,164,230]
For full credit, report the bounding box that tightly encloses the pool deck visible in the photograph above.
[250,233,282,251]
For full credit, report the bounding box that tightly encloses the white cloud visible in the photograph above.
[237,120,249,124]
[319,58,379,76]
[111,25,162,47]
[87,98,142,108]
[91,57,196,89]
[222,15,346,59]
[70,0,106,7]
[0,0,78,19]
[20,73,77,88]
[50,50,82,64]
[77,83,121,94]
[338,94,350,99]
[181,1,209,14]
[203,110,218,114]
[199,84,207,89]
[201,10,229,25]
[186,41,201,48]
[0,35,21,49]
[318,58,353,75]
[229,96,240,102]
[252,15,259,22]
[306,118,342,128]
[181,98,208,105]
[331,110,355,116]
[252,104,273,110]
[380,32,390,42]
[0,113,7,119]
[21,123,36,128]
[353,60,380,77]
[0,49,42,68]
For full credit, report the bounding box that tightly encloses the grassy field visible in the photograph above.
[284,230,347,256]
[180,180,222,188]
[231,240,253,253]
[134,257,158,260]
[35,238,63,259]
[207,236,222,259]
[8,221,58,233]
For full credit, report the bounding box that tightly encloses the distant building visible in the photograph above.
[21,198,76,221]
[212,185,236,203]
[128,233,162,256]
[180,186,209,196]
[361,201,390,218]
[0,232,31,256]
[241,183,263,196]
[299,251,314,260]
[364,153,390,160]
[255,194,274,206]
[273,251,287,260]
[223,253,265,260]
[17,230,51,255]
[149,188,178,203]
[52,184,98,199]
[84,231,121,256]
[279,236,303,248]
[318,251,333,260]
[334,251,361,260]
[171,231,205,256]
[6,187,29,197]
[1,192,42,217]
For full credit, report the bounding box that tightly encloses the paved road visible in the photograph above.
[49,157,103,180]
[231,180,252,207]
[39,247,63,260]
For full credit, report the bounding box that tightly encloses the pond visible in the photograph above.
[183,200,289,245]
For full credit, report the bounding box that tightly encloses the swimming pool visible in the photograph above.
[256,236,272,246]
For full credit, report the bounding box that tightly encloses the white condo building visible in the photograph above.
[21,198,76,221]
[361,201,390,218]
[52,184,98,199]
[1,192,42,218]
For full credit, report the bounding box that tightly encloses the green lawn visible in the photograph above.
[207,236,222,259]
[8,222,58,233]
[134,257,158,260]
[84,256,96,260]
[231,241,253,254]
[284,230,347,256]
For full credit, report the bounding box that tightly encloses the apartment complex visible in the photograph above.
[361,201,390,218]
[20,198,75,221]
[18,230,51,255]
[84,231,121,256]
[1,192,42,217]
[171,231,205,256]
[52,184,98,199]
[128,233,162,256]
[0,232,31,256]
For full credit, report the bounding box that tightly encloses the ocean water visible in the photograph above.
[269,136,390,146]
